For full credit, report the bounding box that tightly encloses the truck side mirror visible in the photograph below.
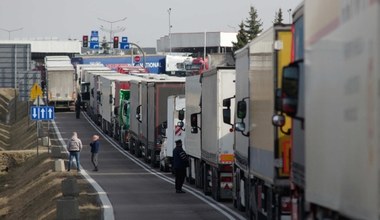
[178,109,185,121]
[237,101,247,119]
[282,64,300,117]
[190,113,198,134]
[136,105,142,122]
[114,106,119,116]
[223,98,231,108]
[109,94,113,104]
[272,114,285,127]
[123,103,128,116]
[177,121,184,128]
[235,122,245,132]
[223,109,231,125]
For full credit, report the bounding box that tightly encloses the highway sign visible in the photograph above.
[90,42,100,49]
[120,36,129,49]
[120,42,130,49]
[30,83,43,101]
[30,106,55,120]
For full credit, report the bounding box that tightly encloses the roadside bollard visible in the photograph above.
[56,177,80,220]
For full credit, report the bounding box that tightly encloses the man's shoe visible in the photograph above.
[176,190,186,193]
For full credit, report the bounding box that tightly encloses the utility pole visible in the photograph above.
[0,27,23,40]
[168,8,172,53]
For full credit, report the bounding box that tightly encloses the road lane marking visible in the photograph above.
[51,118,115,220]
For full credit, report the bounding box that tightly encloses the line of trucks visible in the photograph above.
[43,1,379,218]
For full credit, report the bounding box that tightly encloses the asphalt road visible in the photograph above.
[52,111,245,220]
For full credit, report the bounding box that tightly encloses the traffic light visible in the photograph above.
[82,35,88,47]
[113,36,119,48]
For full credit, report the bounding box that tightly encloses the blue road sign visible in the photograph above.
[31,106,55,120]
[90,42,100,49]
[120,36,129,49]
[120,42,130,49]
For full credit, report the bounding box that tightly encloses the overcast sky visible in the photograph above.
[0,0,302,47]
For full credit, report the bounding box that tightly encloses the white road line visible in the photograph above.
[82,112,246,220]
[51,118,115,220]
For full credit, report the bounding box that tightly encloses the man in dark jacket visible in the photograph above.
[90,135,100,171]
[172,139,188,193]
[75,98,81,119]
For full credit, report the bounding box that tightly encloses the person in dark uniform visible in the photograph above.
[172,139,188,193]
[90,135,100,171]
[75,97,81,119]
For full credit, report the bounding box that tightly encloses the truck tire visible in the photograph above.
[151,150,158,168]
[248,182,258,220]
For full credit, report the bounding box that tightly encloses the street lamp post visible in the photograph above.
[168,8,172,53]
[287,9,292,24]
[0,27,23,40]
[98,17,127,42]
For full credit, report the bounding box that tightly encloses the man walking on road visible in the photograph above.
[173,139,188,193]
[90,135,100,171]
[67,132,83,171]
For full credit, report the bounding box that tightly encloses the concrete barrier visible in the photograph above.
[61,177,79,197]
[51,146,62,158]
[56,177,80,219]
[56,197,80,220]
[54,159,65,172]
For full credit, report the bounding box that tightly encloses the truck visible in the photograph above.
[136,76,186,167]
[272,4,306,220]
[98,74,139,136]
[44,56,76,109]
[129,78,147,156]
[184,75,203,188]
[114,78,136,147]
[117,65,149,74]
[87,71,118,123]
[274,1,380,219]
[185,57,209,75]
[191,67,236,201]
[165,54,193,76]
[78,66,110,110]
[159,95,185,172]
[226,25,293,219]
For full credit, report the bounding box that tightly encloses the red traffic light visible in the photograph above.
[113,36,119,48]
[82,35,88,47]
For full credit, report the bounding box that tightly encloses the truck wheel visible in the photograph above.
[151,150,158,168]
[248,182,258,220]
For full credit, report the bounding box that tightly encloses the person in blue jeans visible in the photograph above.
[67,132,83,171]
[90,135,100,171]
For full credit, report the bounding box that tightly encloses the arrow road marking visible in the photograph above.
[40,108,46,119]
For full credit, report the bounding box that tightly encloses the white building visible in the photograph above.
[157,32,237,54]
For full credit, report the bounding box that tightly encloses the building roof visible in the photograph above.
[0,40,81,53]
